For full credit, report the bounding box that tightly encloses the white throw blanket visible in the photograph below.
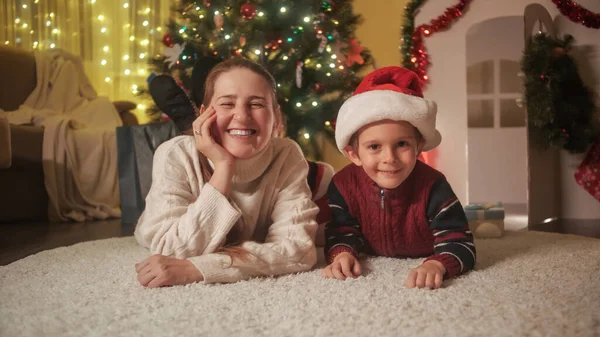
[0,50,122,221]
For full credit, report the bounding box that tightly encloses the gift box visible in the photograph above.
[464,202,504,238]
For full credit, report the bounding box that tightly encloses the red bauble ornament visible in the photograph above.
[241,2,257,20]
[162,33,174,47]
[314,82,325,93]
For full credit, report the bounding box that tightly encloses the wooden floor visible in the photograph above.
[0,219,134,266]
[1,217,598,266]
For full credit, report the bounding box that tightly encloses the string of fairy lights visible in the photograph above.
[2,0,166,114]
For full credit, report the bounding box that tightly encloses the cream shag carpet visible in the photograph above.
[1,231,599,337]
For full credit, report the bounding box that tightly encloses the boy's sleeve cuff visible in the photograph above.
[326,244,358,265]
[425,254,462,278]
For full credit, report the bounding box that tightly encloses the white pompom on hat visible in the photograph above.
[335,66,441,154]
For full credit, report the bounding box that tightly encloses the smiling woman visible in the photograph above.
[133,58,319,287]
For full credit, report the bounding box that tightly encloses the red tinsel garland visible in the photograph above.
[552,0,600,29]
[409,0,471,84]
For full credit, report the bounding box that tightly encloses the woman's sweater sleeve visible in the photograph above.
[189,144,319,284]
[134,138,242,258]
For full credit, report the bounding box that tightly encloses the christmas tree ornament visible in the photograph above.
[239,34,246,46]
[241,2,257,20]
[162,33,174,47]
[317,34,327,53]
[164,43,186,68]
[314,82,325,93]
[574,136,600,203]
[296,61,303,88]
[344,38,364,66]
[214,12,224,28]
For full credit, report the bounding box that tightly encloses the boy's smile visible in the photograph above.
[344,120,423,189]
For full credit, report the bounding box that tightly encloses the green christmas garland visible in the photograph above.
[521,33,598,153]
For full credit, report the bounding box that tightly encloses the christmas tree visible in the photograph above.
[145,0,372,159]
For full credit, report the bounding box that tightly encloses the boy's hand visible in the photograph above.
[404,260,446,289]
[322,252,361,280]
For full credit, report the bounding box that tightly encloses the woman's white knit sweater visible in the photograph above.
[134,136,319,284]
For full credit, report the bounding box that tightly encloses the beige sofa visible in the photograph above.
[0,46,138,222]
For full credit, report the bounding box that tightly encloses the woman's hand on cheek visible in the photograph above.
[192,105,235,170]
[135,255,204,288]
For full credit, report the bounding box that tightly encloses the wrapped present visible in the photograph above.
[464,202,504,238]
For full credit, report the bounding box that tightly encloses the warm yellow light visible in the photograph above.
[303,133,310,139]
[139,53,145,59]
[34,0,39,3]
[258,12,264,17]
[4,41,9,45]
[255,49,260,55]
[22,23,28,28]
[98,15,104,21]
[101,27,107,33]
[312,101,318,106]
[123,3,129,8]
[137,104,145,109]
[49,13,55,18]
[105,77,111,82]
[91,0,96,3]
[30,30,34,34]
[326,72,331,77]
[124,69,131,75]
[123,55,129,60]
[15,18,21,24]
[325,121,331,126]
[129,36,135,41]
[142,21,149,26]
[283,56,288,60]
[214,11,219,15]
[138,69,146,75]
[145,8,150,14]
[199,14,204,19]
[296,102,302,107]
[141,39,149,46]
[326,46,332,52]
[50,43,55,48]
[305,59,310,64]
[132,84,138,90]
[101,59,107,65]
[280,7,286,13]
[46,21,51,26]
[225,35,230,40]
[103,46,109,52]
[303,17,310,22]
[331,54,337,59]
[338,65,344,70]
[22,4,27,8]
[157,27,162,31]
[196,6,200,10]
[316,64,322,69]
[52,29,59,34]
[333,20,339,25]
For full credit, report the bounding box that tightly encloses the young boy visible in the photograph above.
[323,66,475,289]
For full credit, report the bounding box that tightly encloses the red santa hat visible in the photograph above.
[335,66,441,154]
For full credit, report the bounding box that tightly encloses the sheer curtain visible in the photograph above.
[1,0,172,120]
